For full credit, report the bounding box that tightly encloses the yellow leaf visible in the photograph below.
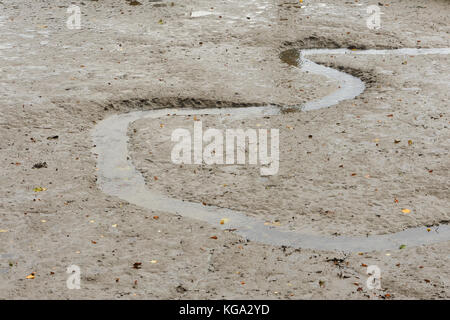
[26,273,35,279]
[401,209,411,213]
[33,187,47,192]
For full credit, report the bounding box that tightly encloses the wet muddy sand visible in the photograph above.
[0,0,449,299]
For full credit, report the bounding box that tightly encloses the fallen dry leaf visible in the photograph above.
[26,273,36,279]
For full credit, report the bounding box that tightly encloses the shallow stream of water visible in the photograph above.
[92,48,450,252]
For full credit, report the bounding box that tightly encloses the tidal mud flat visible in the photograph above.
[0,0,449,299]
